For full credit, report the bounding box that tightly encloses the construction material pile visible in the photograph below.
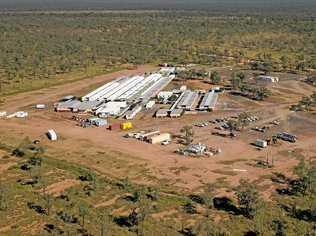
[176,143,221,157]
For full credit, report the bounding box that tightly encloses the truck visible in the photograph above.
[277,132,297,143]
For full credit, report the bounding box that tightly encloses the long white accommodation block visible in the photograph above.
[198,91,218,111]
[140,74,175,102]
[82,76,128,101]
[176,90,199,110]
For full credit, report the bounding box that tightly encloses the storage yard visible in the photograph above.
[0,65,315,191]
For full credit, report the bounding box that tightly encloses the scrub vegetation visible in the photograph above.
[0,10,315,95]
[0,136,315,235]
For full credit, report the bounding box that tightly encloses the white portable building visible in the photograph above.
[47,129,57,141]
[158,91,173,100]
[149,133,171,144]
[0,111,7,118]
[257,76,279,83]
[96,101,127,116]
[145,101,155,109]
[15,111,28,118]
[35,104,46,109]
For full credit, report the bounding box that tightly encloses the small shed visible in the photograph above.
[47,129,57,141]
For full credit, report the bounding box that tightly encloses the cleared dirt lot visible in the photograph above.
[0,67,315,193]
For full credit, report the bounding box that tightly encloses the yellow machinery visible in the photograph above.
[120,122,133,130]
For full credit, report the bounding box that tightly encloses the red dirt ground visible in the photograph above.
[0,66,315,196]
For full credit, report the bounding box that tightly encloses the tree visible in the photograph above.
[44,194,53,216]
[203,183,216,217]
[98,210,111,236]
[231,73,242,90]
[272,219,287,236]
[210,71,221,84]
[253,87,271,101]
[136,190,151,236]
[79,203,89,229]
[237,112,251,129]
[193,218,227,236]
[236,71,246,81]
[227,119,238,133]
[298,96,313,111]
[0,182,7,211]
[235,179,260,218]
[180,125,194,145]
[293,158,316,195]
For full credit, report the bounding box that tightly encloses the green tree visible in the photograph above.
[0,182,7,211]
[98,210,111,236]
[136,190,151,236]
[210,71,221,84]
[293,158,316,195]
[203,183,216,217]
[79,203,89,229]
[231,73,242,90]
[236,71,246,81]
[235,179,260,218]
[272,219,287,236]
[180,125,194,145]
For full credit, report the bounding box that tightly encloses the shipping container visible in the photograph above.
[120,122,133,130]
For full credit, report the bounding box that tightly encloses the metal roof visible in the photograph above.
[198,91,218,110]
[156,109,169,117]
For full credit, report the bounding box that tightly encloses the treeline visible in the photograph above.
[1,0,316,13]
[0,11,315,94]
